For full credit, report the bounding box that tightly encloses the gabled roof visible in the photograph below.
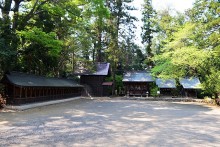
[3,72,83,87]
[122,71,154,82]
[179,77,201,89]
[75,62,110,76]
[95,62,110,75]
[156,78,176,89]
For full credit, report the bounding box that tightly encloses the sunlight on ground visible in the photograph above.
[0,99,220,146]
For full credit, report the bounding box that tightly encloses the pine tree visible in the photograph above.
[141,0,156,66]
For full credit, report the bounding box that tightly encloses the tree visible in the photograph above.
[188,0,220,97]
[152,0,220,97]
[141,0,156,66]
[0,0,94,76]
[0,0,53,73]
[89,0,110,62]
[152,23,206,77]
[106,0,137,94]
[151,9,185,55]
[17,27,63,75]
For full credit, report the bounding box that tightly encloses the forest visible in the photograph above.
[0,0,219,98]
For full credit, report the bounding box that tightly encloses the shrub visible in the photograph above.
[150,84,159,97]
[105,74,123,95]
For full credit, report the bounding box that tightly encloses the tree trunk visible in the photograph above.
[97,27,102,62]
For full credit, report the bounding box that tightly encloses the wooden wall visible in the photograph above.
[182,89,199,98]
[80,75,105,96]
[4,84,82,105]
[123,82,150,96]
[159,88,175,96]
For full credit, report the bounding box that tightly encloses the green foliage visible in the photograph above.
[151,9,186,55]
[152,0,220,97]
[18,27,63,56]
[16,27,63,75]
[150,84,159,97]
[105,75,123,92]
[202,69,220,97]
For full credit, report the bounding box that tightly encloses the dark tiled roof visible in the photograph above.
[122,71,154,82]
[179,77,201,89]
[4,72,83,87]
[156,78,176,88]
[75,62,110,76]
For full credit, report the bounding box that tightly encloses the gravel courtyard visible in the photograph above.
[0,98,220,147]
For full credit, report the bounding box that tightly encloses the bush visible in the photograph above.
[150,84,159,97]
[105,74,123,95]
[203,97,217,105]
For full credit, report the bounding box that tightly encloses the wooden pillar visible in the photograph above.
[19,87,22,98]
[38,88,40,97]
[52,88,54,98]
[30,87,32,98]
[13,85,15,99]
[25,88,27,98]
[55,88,58,98]
[33,88,35,97]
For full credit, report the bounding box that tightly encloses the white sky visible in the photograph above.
[130,0,195,48]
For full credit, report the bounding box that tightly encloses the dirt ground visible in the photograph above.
[0,98,220,146]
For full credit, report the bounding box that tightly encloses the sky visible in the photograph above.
[130,0,196,48]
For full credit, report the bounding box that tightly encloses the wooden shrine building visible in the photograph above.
[156,78,176,96]
[75,62,112,97]
[1,72,83,105]
[122,71,154,96]
[179,77,201,98]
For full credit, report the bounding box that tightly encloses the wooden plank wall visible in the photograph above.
[6,84,82,105]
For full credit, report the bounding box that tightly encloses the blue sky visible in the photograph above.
[130,0,196,48]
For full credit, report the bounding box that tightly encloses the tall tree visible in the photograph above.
[106,0,137,94]
[141,0,156,66]
[92,0,109,62]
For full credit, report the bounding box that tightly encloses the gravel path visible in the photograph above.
[0,98,220,147]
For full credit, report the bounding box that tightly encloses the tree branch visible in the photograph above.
[18,0,47,30]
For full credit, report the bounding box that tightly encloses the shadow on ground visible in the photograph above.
[0,98,220,146]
